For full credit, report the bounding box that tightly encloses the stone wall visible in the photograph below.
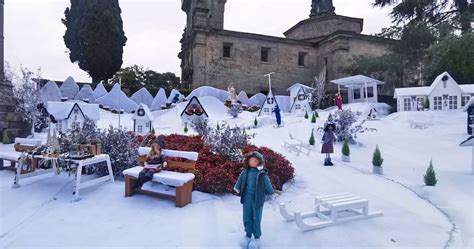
[284,15,363,41]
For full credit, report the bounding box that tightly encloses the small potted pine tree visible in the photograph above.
[311,112,317,123]
[254,117,258,127]
[309,129,315,146]
[184,122,188,133]
[372,145,384,174]
[151,127,156,134]
[341,138,350,162]
[424,160,438,186]
[424,98,430,111]
[2,131,10,144]
[304,111,309,119]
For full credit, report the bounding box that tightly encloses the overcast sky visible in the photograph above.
[6,0,392,83]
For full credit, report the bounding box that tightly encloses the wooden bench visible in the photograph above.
[123,147,199,208]
[0,138,42,172]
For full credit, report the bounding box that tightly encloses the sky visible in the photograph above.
[6,0,392,83]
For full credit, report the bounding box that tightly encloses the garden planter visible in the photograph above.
[88,144,102,155]
[372,166,383,174]
[341,155,350,162]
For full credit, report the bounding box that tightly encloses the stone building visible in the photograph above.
[179,0,395,95]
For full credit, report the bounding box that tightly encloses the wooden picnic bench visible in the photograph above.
[0,138,42,172]
[122,147,199,208]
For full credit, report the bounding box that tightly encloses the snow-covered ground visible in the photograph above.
[1,102,472,249]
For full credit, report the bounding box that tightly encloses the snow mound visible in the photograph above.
[176,96,228,119]
[39,80,62,103]
[250,93,266,106]
[92,83,108,99]
[95,83,138,113]
[130,87,153,107]
[187,86,229,102]
[150,88,167,111]
[75,84,95,103]
[238,91,253,106]
[167,89,184,103]
[59,76,79,100]
[275,95,291,113]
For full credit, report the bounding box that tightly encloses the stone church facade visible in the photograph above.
[179,0,395,95]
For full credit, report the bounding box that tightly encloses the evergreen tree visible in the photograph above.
[424,160,438,186]
[309,129,315,145]
[424,98,430,109]
[372,145,384,167]
[184,122,188,133]
[3,132,10,144]
[151,127,155,134]
[254,117,258,127]
[62,0,127,83]
[311,113,317,123]
[304,111,309,119]
[216,122,220,130]
[315,111,319,118]
[342,139,350,156]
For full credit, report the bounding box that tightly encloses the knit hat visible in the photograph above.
[152,139,165,150]
[247,151,265,166]
[324,123,336,132]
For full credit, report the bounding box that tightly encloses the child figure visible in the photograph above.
[335,94,343,111]
[234,152,274,248]
[321,123,337,166]
[135,139,167,188]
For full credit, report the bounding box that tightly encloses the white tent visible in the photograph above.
[259,91,279,116]
[250,93,266,107]
[167,89,184,103]
[130,87,153,107]
[275,95,291,113]
[238,91,253,107]
[75,84,95,103]
[60,76,79,100]
[95,83,138,113]
[331,75,384,103]
[39,80,62,103]
[150,88,168,111]
[186,86,229,102]
[288,87,312,115]
[92,83,108,99]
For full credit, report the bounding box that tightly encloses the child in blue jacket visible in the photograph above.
[234,151,274,247]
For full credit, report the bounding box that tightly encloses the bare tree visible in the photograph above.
[310,66,327,110]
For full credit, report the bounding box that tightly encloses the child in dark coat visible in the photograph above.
[321,123,337,166]
[135,139,167,188]
[234,152,274,248]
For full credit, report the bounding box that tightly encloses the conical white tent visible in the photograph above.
[130,87,153,107]
[60,76,79,100]
[95,83,138,113]
[167,89,184,103]
[92,82,108,99]
[258,91,278,116]
[39,80,62,103]
[150,88,167,111]
[238,91,253,106]
[250,93,266,107]
[75,84,95,103]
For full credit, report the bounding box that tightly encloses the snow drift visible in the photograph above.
[95,83,138,113]
[130,87,153,107]
[186,86,229,102]
[275,95,291,113]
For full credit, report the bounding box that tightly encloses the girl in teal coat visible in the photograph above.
[234,151,274,247]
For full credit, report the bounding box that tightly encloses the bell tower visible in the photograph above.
[181,0,226,32]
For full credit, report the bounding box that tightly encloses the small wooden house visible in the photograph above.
[46,101,100,133]
[287,83,313,115]
[132,103,154,135]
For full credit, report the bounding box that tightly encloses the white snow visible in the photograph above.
[238,90,253,107]
[250,93,266,107]
[1,101,472,249]
[92,83,108,99]
[150,88,167,111]
[275,95,291,113]
[123,167,195,187]
[187,86,229,102]
[39,81,62,103]
[74,84,95,103]
[95,83,138,113]
[59,76,79,100]
[130,87,153,107]
[46,101,100,121]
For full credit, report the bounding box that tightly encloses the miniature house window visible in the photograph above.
[261,47,270,62]
[223,43,233,58]
[298,94,306,101]
[434,96,442,110]
[416,97,425,111]
[146,122,150,128]
[267,97,274,104]
[449,96,458,109]
[74,109,79,114]
[137,109,145,116]
[403,98,411,111]
[137,125,143,133]
[462,96,471,107]
[74,115,78,121]
[264,108,269,113]
[298,52,308,67]
[443,81,447,88]
[295,104,301,110]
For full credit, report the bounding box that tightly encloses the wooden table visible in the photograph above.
[13,154,114,202]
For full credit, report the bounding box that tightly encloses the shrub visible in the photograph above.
[228,104,243,118]
[424,160,438,186]
[424,98,430,109]
[151,127,155,134]
[309,129,315,145]
[184,122,188,133]
[191,117,210,136]
[304,111,309,119]
[315,111,319,118]
[342,139,350,156]
[372,145,383,167]
[204,122,253,162]
[216,122,220,130]
[311,113,317,123]
[254,117,258,127]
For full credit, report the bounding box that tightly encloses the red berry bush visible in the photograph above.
[133,134,294,194]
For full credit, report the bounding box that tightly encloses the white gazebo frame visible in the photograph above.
[330,75,385,103]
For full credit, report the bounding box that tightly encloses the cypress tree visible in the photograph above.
[372,145,384,167]
[311,113,317,123]
[304,111,309,119]
[315,111,319,118]
[62,0,127,83]
[184,122,188,133]
[342,139,350,156]
[424,160,438,186]
[217,122,220,130]
[151,127,155,134]
[309,129,315,145]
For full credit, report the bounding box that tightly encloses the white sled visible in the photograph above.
[279,193,383,231]
[283,133,313,156]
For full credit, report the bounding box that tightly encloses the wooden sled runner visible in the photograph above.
[279,193,383,231]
